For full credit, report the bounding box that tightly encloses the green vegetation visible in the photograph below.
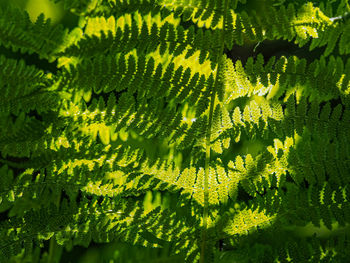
[0,0,350,262]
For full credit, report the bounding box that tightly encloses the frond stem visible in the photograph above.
[200,0,229,262]
[47,192,63,263]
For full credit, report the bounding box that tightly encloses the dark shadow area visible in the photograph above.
[226,40,326,65]
[0,45,58,73]
[0,209,8,221]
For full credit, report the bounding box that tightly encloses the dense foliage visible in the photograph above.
[1,0,350,262]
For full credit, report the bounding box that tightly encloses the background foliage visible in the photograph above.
[1,0,350,262]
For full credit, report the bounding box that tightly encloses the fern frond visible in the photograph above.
[0,6,68,60]
[1,0,350,262]
[309,3,350,56]
[239,54,350,103]
[0,56,60,115]
[225,2,332,48]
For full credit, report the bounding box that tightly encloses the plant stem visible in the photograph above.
[200,1,229,262]
[47,238,63,263]
[47,192,63,263]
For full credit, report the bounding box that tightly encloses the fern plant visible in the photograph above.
[1,0,350,262]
